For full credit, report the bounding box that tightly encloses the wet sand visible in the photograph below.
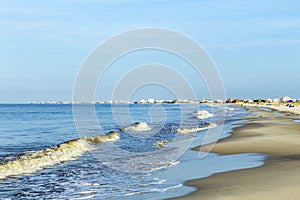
[173,106,300,200]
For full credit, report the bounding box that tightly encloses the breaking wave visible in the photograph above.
[176,123,217,134]
[194,110,214,119]
[0,131,119,180]
[121,122,152,132]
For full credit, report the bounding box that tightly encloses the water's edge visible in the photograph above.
[153,107,266,200]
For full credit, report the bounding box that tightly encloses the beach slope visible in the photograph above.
[173,107,300,200]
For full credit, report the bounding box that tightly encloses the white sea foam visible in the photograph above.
[124,183,182,197]
[77,190,97,195]
[0,131,119,180]
[76,195,95,200]
[194,110,214,119]
[121,122,152,132]
[176,123,217,134]
[148,161,180,172]
[161,183,183,192]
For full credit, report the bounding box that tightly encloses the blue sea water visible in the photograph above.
[0,104,264,199]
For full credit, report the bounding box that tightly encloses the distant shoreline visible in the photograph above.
[27,99,224,105]
[13,96,300,106]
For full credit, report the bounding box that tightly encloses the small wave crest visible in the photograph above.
[176,123,217,134]
[194,110,214,119]
[0,131,119,180]
[121,122,152,132]
[85,131,120,144]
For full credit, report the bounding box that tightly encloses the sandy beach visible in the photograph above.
[173,106,300,200]
[244,103,300,115]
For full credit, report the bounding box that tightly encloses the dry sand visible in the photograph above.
[172,107,300,200]
[243,103,300,115]
[269,105,300,115]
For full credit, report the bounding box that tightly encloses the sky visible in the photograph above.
[0,0,300,103]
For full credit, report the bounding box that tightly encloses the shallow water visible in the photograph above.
[0,104,263,199]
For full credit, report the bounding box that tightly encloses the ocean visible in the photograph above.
[0,104,265,199]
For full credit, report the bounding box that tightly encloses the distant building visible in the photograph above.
[243,99,253,103]
[180,99,189,103]
[200,99,208,103]
[155,100,164,104]
[280,96,292,103]
[227,98,242,103]
[147,99,155,104]
[265,98,273,103]
[188,100,199,104]
[214,99,224,103]
[138,99,146,104]
[164,100,176,104]
[253,99,262,103]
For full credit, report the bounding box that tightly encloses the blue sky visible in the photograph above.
[1,0,300,103]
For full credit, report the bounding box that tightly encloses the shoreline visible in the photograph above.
[172,106,300,199]
[237,102,300,115]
